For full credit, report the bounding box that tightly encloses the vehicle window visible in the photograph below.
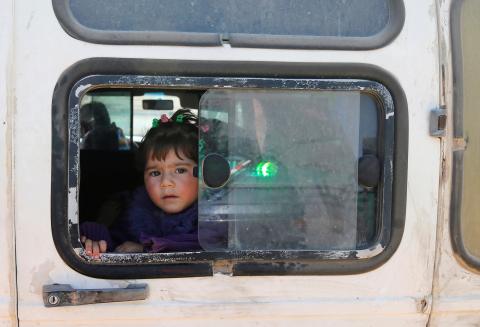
[76,80,387,253]
[51,68,405,278]
[198,90,378,251]
[69,0,388,36]
[53,0,404,49]
[79,87,380,252]
[451,0,480,262]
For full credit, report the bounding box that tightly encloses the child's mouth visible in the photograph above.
[162,195,178,200]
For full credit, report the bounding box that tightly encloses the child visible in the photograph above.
[80,109,201,257]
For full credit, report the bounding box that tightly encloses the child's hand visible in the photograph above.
[80,236,108,259]
[114,241,143,253]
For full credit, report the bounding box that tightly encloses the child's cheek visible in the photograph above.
[144,174,158,187]
[144,176,160,194]
[184,179,199,203]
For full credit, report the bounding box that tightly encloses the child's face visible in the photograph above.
[144,149,198,214]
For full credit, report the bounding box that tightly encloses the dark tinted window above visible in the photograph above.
[70,0,389,37]
[53,0,404,48]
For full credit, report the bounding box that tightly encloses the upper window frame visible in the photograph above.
[51,0,405,50]
[51,58,408,279]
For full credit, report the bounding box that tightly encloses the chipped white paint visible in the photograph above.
[386,112,395,120]
[74,84,92,98]
[356,243,385,259]
[68,187,79,225]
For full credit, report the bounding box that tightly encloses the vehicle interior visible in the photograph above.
[78,87,381,251]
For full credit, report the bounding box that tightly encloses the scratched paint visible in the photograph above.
[74,84,91,98]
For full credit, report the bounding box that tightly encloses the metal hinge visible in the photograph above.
[220,33,230,45]
[453,137,467,151]
[430,107,447,137]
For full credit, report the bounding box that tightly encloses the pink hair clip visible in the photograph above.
[160,114,170,123]
[200,124,210,133]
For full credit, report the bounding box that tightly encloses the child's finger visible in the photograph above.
[99,240,107,253]
[84,239,93,255]
[92,241,100,258]
[80,235,86,243]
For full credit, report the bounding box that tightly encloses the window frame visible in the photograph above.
[51,58,408,279]
[449,0,480,270]
[51,0,405,50]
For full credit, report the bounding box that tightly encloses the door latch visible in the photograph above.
[430,107,447,137]
[43,283,148,307]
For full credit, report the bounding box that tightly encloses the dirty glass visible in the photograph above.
[198,90,379,251]
[458,0,480,258]
[68,0,389,37]
[80,90,131,151]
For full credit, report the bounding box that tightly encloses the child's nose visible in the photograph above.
[160,174,175,188]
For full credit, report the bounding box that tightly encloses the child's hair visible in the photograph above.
[136,109,198,171]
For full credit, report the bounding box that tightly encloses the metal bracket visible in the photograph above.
[43,283,148,307]
[430,108,447,137]
[453,137,467,151]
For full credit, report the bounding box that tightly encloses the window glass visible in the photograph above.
[457,0,480,258]
[198,90,379,251]
[80,90,131,150]
[78,86,380,253]
[132,92,186,142]
[69,0,389,37]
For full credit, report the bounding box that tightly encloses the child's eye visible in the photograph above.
[175,167,187,174]
[149,171,161,177]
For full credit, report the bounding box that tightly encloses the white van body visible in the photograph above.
[1,0,479,326]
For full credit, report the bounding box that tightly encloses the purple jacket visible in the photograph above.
[81,186,201,252]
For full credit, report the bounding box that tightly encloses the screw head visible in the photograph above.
[48,295,60,306]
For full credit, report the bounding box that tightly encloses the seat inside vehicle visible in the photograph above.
[79,149,143,226]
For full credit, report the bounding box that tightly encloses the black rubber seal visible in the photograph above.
[51,0,404,50]
[51,58,408,278]
[448,0,480,271]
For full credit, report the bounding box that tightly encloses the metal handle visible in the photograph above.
[43,283,148,307]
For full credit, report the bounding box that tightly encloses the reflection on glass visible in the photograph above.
[80,91,131,151]
[198,89,378,251]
